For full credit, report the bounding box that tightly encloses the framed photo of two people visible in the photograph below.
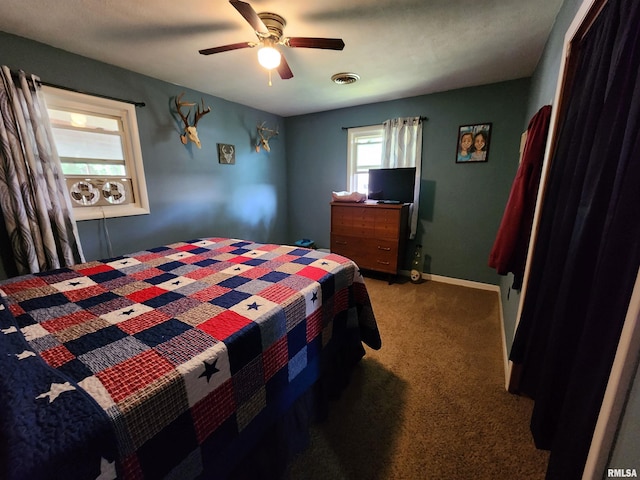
[456,123,492,163]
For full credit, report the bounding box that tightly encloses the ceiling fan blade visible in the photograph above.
[285,37,345,50]
[277,55,294,80]
[230,0,268,34]
[199,42,254,55]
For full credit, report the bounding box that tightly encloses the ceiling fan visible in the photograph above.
[199,0,345,83]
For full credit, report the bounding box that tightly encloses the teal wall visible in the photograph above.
[285,79,530,285]
[0,31,288,280]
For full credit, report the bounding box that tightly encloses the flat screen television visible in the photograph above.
[367,167,416,204]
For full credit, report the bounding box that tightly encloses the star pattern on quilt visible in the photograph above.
[247,301,261,311]
[95,457,117,480]
[311,292,318,304]
[1,326,17,335]
[199,359,220,382]
[36,382,76,403]
[16,350,36,360]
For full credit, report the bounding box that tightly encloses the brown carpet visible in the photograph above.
[286,277,549,479]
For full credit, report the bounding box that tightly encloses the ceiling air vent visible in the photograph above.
[331,72,360,85]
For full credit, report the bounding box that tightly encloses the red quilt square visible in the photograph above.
[42,309,98,332]
[191,379,236,443]
[130,267,166,281]
[183,267,216,280]
[97,350,174,403]
[77,264,114,276]
[259,284,298,304]
[127,286,166,303]
[190,285,230,302]
[0,277,47,293]
[306,309,323,343]
[333,288,349,315]
[117,309,172,335]
[40,344,75,368]
[197,310,252,341]
[63,285,108,302]
[296,266,328,281]
[239,267,271,280]
[262,336,288,381]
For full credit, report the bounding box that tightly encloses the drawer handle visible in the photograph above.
[376,260,390,265]
[377,246,391,251]
[335,241,348,245]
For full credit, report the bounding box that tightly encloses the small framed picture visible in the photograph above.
[217,143,236,164]
[456,123,492,163]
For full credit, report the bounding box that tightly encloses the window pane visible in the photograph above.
[357,143,382,168]
[355,172,369,194]
[52,128,124,161]
[61,162,126,176]
[48,109,120,132]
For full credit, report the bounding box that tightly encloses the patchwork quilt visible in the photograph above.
[0,238,380,479]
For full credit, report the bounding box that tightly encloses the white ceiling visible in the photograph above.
[0,0,563,117]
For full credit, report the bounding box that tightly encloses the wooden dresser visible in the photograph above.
[330,201,409,276]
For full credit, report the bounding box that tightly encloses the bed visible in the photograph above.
[0,237,380,479]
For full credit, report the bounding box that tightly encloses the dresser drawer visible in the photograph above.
[330,201,408,276]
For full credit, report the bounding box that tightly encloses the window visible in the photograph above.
[347,125,384,194]
[42,86,150,221]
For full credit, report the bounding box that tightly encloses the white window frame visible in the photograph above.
[42,86,150,221]
[347,125,384,193]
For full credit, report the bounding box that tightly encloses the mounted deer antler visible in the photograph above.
[255,122,279,153]
[175,92,212,149]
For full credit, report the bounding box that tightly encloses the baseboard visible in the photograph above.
[400,271,500,292]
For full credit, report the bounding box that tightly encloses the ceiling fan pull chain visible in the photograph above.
[268,69,273,87]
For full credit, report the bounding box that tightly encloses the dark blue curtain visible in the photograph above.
[509,0,640,477]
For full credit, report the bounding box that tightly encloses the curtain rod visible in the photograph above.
[38,80,146,108]
[9,71,145,108]
[341,116,428,130]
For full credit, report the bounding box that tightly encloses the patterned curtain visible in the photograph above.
[0,66,84,275]
[382,117,423,239]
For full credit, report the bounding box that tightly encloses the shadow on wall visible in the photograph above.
[227,183,277,239]
[420,179,436,222]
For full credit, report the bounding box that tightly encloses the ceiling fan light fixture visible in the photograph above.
[331,72,360,85]
[258,45,281,70]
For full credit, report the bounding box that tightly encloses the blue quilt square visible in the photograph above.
[88,269,126,284]
[226,322,262,375]
[288,248,309,256]
[199,416,237,475]
[65,325,128,356]
[321,274,335,302]
[259,271,289,283]
[210,290,251,309]
[57,358,94,383]
[19,292,69,312]
[287,321,307,359]
[134,319,191,347]
[306,335,322,363]
[243,258,266,267]
[147,246,172,253]
[76,291,121,310]
[218,276,251,289]
[194,258,219,268]
[157,261,187,272]
[142,291,185,308]
[137,410,198,479]
[229,248,250,255]
[187,247,210,255]
[145,272,178,285]
[291,256,316,265]
[231,241,252,248]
